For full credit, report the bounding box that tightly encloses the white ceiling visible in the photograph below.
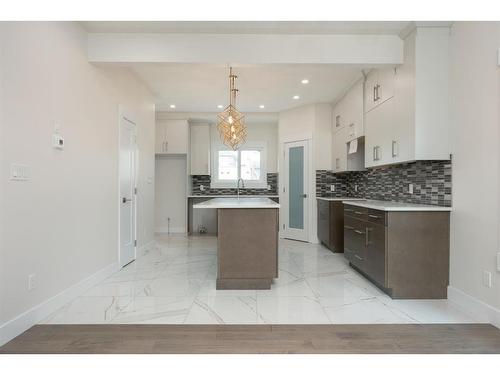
[85,21,412,113]
[82,21,411,35]
[130,63,365,112]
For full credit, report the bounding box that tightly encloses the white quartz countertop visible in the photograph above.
[188,195,279,198]
[193,197,280,209]
[317,197,366,202]
[342,199,452,212]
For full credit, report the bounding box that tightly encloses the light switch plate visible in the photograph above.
[10,164,30,181]
[483,270,492,288]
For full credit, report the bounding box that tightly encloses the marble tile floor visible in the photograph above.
[41,234,480,325]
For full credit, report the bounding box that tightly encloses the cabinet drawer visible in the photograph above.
[344,216,367,270]
[344,205,367,221]
[366,208,386,226]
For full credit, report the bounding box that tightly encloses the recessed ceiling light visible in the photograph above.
[259,105,265,109]
[301,79,309,84]
[169,104,176,109]
[217,104,224,109]
[293,95,300,100]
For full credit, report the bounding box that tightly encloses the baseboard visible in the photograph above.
[0,261,119,347]
[155,227,186,234]
[137,240,156,257]
[448,286,500,328]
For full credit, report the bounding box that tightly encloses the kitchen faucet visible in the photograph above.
[237,178,245,197]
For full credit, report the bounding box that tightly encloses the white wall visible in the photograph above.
[278,103,332,243]
[448,22,500,326]
[0,22,156,339]
[155,156,187,233]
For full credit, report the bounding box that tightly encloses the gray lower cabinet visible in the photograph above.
[317,200,345,252]
[344,204,450,299]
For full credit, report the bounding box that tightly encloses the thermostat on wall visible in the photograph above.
[52,133,64,150]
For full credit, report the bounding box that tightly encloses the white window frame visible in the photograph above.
[211,141,268,189]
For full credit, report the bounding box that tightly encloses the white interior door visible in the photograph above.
[120,116,137,267]
[283,140,309,242]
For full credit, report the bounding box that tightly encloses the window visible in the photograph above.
[211,142,267,188]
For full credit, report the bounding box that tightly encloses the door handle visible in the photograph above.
[301,194,307,198]
[392,140,398,157]
[122,197,132,203]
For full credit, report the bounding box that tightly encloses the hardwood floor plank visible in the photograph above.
[1,324,500,354]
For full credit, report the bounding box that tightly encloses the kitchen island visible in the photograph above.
[193,197,280,290]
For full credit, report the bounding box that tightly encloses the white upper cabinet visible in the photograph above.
[332,99,345,131]
[332,126,347,173]
[344,79,364,142]
[364,67,396,114]
[364,26,451,168]
[155,119,189,154]
[190,123,211,175]
[331,77,365,173]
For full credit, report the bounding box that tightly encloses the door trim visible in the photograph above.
[282,139,310,242]
[118,106,138,267]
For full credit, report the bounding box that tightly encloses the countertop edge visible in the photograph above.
[342,200,452,212]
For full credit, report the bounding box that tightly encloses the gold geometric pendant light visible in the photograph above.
[217,67,247,150]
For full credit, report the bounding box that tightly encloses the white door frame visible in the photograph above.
[282,139,310,242]
[118,107,138,267]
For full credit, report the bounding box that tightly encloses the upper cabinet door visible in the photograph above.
[364,70,378,113]
[155,120,189,154]
[345,79,364,142]
[190,124,211,175]
[155,122,166,153]
[332,98,345,131]
[332,126,347,173]
[377,67,396,105]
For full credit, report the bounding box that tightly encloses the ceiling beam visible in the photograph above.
[87,33,403,65]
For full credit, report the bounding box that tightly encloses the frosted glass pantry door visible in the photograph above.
[283,140,309,242]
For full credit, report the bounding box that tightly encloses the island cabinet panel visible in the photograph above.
[344,204,449,299]
[217,208,278,289]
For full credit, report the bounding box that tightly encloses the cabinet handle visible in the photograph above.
[375,84,381,101]
[368,214,379,219]
[344,208,353,212]
[354,229,365,235]
[344,225,354,230]
[354,211,364,215]
[165,141,168,152]
[373,146,377,161]
[392,140,398,157]
[355,255,364,261]
[365,227,371,246]
[336,115,341,128]
[373,85,376,102]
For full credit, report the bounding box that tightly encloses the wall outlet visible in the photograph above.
[483,270,492,288]
[28,274,37,291]
[330,184,335,192]
[199,184,205,191]
[408,183,414,194]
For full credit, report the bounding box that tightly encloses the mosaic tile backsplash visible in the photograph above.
[316,160,452,207]
[191,173,278,196]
